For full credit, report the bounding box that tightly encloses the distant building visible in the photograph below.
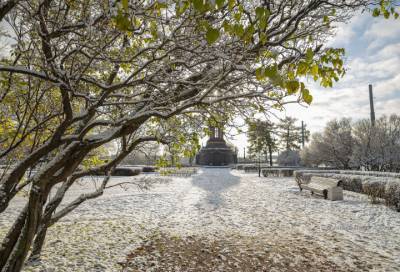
[196,125,237,166]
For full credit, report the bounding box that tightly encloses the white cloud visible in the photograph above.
[364,18,400,40]
[328,13,369,47]
[345,56,400,83]
[364,18,400,50]
[329,23,356,46]
[375,98,400,118]
[376,42,400,59]
[374,73,400,97]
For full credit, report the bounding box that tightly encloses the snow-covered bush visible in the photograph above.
[142,166,157,173]
[262,168,296,177]
[340,170,400,178]
[243,165,258,172]
[294,170,340,183]
[362,179,386,203]
[277,150,301,166]
[385,181,400,212]
[330,174,363,193]
[294,170,400,210]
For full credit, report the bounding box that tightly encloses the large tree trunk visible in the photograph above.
[0,145,82,271]
[29,222,48,259]
[0,185,45,272]
[29,175,111,260]
[28,199,56,259]
[1,138,151,270]
[0,140,64,214]
[0,206,28,269]
[28,179,74,259]
[0,184,16,215]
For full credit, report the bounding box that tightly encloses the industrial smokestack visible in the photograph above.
[301,121,305,148]
[369,84,375,127]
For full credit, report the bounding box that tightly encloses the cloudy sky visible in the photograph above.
[230,12,400,153]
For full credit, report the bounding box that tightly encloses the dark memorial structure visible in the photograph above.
[196,125,237,166]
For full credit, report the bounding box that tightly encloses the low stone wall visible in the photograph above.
[294,170,400,211]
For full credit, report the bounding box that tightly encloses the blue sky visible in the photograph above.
[230,12,400,152]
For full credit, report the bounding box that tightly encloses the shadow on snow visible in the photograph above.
[191,167,240,210]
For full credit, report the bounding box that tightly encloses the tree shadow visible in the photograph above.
[191,167,240,210]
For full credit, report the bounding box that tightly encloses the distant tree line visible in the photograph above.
[301,115,400,171]
[247,117,310,166]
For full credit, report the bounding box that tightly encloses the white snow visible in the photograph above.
[1,168,400,271]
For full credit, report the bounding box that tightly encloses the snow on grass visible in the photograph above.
[0,168,399,271]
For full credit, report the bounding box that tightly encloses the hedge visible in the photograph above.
[294,170,400,211]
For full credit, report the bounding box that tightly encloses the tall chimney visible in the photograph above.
[369,84,376,127]
[301,121,305,148]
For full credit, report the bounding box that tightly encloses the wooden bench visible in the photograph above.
[299,176,343,201]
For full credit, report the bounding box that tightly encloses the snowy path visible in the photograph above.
[1,168,399,271]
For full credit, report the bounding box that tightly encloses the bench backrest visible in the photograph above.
[310,176,342,188]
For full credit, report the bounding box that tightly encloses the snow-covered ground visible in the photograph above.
[1,168,400,271]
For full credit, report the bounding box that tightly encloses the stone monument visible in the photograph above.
[195,125,237,166]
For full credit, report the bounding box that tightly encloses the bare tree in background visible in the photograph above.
[301,116,400,171]
[352,115,400,171]
[301,118,353,169]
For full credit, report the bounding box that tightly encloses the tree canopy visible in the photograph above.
[247,119,277,164]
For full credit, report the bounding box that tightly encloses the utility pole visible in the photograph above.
[369,84,376,127]
[301,121,305,148]
[268,144,273,166]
